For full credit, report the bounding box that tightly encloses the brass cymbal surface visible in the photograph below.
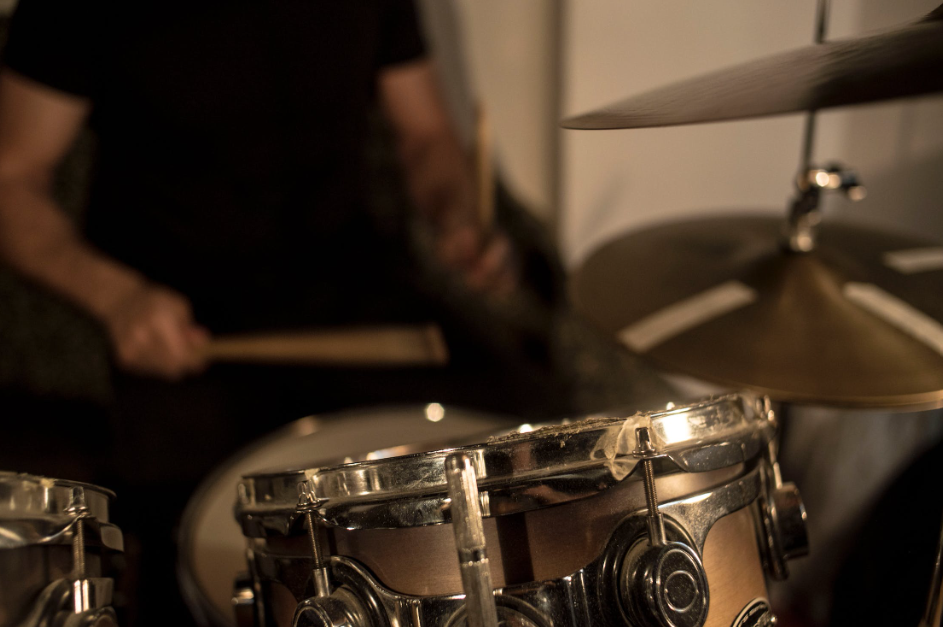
[562,13,943,130]
[570,215,943,408]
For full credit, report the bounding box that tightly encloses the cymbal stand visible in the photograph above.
[791,9,943,625]
[797,0,829,176]
[786,0,865,253]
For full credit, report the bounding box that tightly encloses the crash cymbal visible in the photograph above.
[570,215,943,409]
[562,9,943,130]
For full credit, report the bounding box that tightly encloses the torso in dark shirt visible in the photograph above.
[5,0,426,330]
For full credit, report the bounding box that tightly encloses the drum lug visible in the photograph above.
[297,484,334,599]
[63,486,118,622]
[292,586,371,627]
[58,607,119,627]
[619,428,709,627]
[619,540,709,627]
[292,486,377,627]
[15,578,118,627]
[757,441,809,580]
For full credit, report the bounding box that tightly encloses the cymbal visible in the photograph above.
[562,11,943,130]
[570,215,943,409]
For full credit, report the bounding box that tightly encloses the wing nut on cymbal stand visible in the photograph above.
[784,0,868,255]
[786,163,866,253]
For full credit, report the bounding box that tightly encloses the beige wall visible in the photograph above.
[815,0,943,239]
[560,10,943,619]
[561,0,943,266]
[422,0,560,221]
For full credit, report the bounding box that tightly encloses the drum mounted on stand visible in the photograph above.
[223,395,806,627]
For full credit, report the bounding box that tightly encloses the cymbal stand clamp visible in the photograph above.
[786,163,866,253]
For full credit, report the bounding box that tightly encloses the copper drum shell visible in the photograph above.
[257,464,769,627]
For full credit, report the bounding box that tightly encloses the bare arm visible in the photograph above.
[378,59,516,295]
[0,70,208,378]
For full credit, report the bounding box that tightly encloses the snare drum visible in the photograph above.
[233,395,808,627]
[0,473,124,627]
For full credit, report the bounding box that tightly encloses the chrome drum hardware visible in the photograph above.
[0,473,124,627]
[232,395,808,627]
[756,440,810,581]
[618,427,709,627]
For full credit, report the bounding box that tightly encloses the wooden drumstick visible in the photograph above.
[203,324,449,366]
[475,103,495,231]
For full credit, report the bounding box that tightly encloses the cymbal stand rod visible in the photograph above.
[787,1,867,251]
[790,0,831,252]
[798,0,829,173]
[792,0,828,248]
[813,0,830,45]
[919,510,943,627]
[797,112,817,176]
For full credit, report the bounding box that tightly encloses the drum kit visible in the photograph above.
[3,2,943,627]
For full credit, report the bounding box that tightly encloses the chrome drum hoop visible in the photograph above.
[237,394,775,534]
[0,473,122,551]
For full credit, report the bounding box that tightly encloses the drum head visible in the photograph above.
[177,404,516,627]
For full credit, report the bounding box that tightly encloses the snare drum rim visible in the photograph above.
[0,472,115,520]
[238,394,773,533]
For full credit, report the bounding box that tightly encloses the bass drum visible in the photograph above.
[177,404,517,627]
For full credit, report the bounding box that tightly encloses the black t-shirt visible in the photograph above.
[4,0,426,331]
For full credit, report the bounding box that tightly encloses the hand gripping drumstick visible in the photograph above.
[203,324,449,366]
[206,110,488,371]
